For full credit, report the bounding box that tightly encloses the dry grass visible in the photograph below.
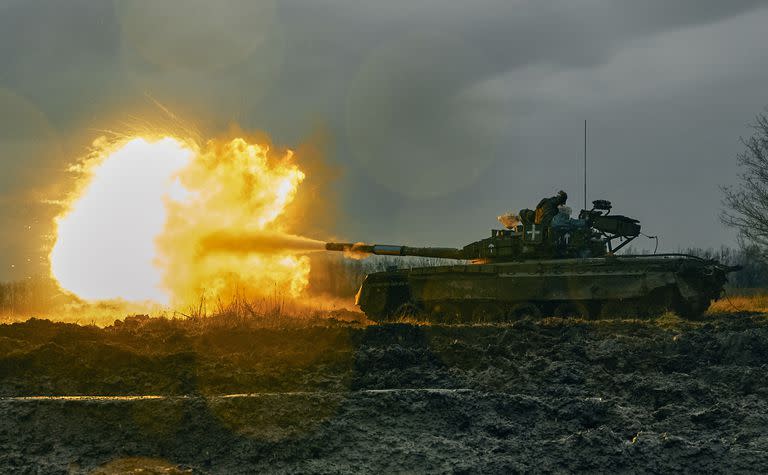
[178,297,367,331]
[708,291,768,314]
[3,286,767,329]
[0,290,366,329]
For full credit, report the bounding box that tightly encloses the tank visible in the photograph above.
[326,199,741,322]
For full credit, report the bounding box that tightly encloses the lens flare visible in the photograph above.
[50,134,316,307]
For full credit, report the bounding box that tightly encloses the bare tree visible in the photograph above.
[721,109,768,252]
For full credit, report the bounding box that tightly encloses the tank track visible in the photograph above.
[375,286,710,323]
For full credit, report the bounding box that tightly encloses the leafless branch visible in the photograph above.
[721,109,768,252]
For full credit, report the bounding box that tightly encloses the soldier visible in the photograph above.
[518,208,536,226]
[551,205,573,230]
[534,190,567,226]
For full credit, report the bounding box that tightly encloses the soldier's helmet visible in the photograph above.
[557,190,568,204]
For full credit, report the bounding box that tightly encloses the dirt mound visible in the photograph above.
[1,313,767,472]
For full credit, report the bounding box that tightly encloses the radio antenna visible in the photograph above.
[584,119,587,210]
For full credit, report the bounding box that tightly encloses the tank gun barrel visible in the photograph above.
[325,242,464,260]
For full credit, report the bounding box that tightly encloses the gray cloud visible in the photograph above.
[0,0,766,278]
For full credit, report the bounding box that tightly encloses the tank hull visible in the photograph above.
[355,255,733,322]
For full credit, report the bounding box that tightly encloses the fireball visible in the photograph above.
[50,134,315,307]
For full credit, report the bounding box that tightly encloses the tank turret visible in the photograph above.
[327,200,643,263]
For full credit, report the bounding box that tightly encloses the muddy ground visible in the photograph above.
[1,312,767,473]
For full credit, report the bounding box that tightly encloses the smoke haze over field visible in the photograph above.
[1,0,768,279]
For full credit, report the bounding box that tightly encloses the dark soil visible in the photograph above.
[1,313,767,473]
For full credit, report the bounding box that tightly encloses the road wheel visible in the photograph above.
[641,287,677,317]
[428,302,464,325]
[600,299,645,319]
[674,298,709,320]
[508,302,542,320]
[471,302,506,323]
[553,302,591,319]
[391,302,423,322]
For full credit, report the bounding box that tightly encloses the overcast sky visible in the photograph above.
[1,0,767,280]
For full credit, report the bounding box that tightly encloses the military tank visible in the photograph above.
[326,199,740,322]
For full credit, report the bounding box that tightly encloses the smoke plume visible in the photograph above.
[199,231,324,256]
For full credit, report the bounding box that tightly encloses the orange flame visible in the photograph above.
[343,242,371,260]
[50,135,318,307]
